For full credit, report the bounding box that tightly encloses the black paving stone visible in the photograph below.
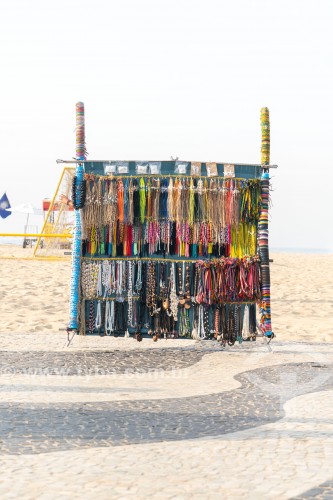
[0,349,206,376]
[292,481,333,499]
[0,361,332,455]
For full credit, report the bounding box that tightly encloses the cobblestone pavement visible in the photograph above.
[0,349,206,375]
[293,480,333,499]
[1,335,333,499]
[0,389,333,499]
[0,362,332,455]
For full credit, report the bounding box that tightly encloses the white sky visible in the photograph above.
[0,0,332,250]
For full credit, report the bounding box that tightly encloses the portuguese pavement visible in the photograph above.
[0,333,333,499]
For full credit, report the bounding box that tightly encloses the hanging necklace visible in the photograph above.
[160,262,169,311]
[127,261,134,328]
[160,179,168,220]
[168,263,178,319]
[242,304,250,340]
[135,260,142,292]
[81,261,99,299]
[184,263,191,309]
[167,177,174,221]
[117,179,124,223]
[95,300,102,331]
[147,261,160,316]
[177,262,185,305]
[191,305,199,340]
[139,177,146,224]
[116,260,126,301]
[102,261,111,297]
[105,300,115,335]
[96,262,103,297]
[88,300,95,334]
[128,178,134,225]
[197,305,205,339]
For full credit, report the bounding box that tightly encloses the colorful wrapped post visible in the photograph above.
[260,107,270,166]
[258,107,273,337]
[68,102,86,331]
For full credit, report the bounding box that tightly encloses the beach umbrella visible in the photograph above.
[5,203,42,215]
[5,203,43,227]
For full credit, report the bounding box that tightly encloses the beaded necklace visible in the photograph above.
[226,306,236,345]
[146,261,159,316]
[105,300,115,335]
[72,175,86,209]
[152,178,160,220]
[116,260,127,300]
[117,179,124,223]
[197,305,205,339]
[127,261,135,327]
[123,179,129,224]
[82,178,93,231]
[160,179,168,220]
[191,305,199,340]
[115,302,126,334]
[168,263,178,319]
[95,300,102,332]
[135,260,142,293]
[242,304,250,340]
[235,304,243,344]
[179,308,190,337]
[128,179,134,225]
[96,262,103,297]
[146,178,151,220]
[88,300,95,334]
[167,178,173,221]
[81,261,99,299]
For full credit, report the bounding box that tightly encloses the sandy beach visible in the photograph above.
[0,245,332,343]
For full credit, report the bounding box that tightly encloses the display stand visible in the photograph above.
[65,103,275,346]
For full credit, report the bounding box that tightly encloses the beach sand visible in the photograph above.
[0,245,332,342]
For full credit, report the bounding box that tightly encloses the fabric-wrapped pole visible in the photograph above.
[68,102,86,331]
[258,107,272,337]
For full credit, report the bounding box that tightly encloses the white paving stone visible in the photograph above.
[0,390,332,499]
[1,333,333,499]
[1,338,333,403]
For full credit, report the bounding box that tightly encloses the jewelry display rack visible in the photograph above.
[65,103,275,346]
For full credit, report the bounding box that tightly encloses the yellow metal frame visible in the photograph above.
[33,167,75,257]
[0,233,72,238]
[0,256,71,261]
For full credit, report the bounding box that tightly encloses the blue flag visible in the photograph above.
[0,192,11,219]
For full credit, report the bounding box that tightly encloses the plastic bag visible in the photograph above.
[206,162,218,177]
[175,161,189,175]
[149,161,161,174]
[191,162,201,176]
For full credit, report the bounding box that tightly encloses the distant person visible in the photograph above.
[60,194,74,208]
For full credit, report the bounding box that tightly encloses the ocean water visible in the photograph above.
[0,238,331,254]
[1,237,25,246]
[271,247,333,254]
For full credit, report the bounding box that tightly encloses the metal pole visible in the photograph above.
[33,167,68,256]
[56,159,278,168]
[0,233,72,238]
